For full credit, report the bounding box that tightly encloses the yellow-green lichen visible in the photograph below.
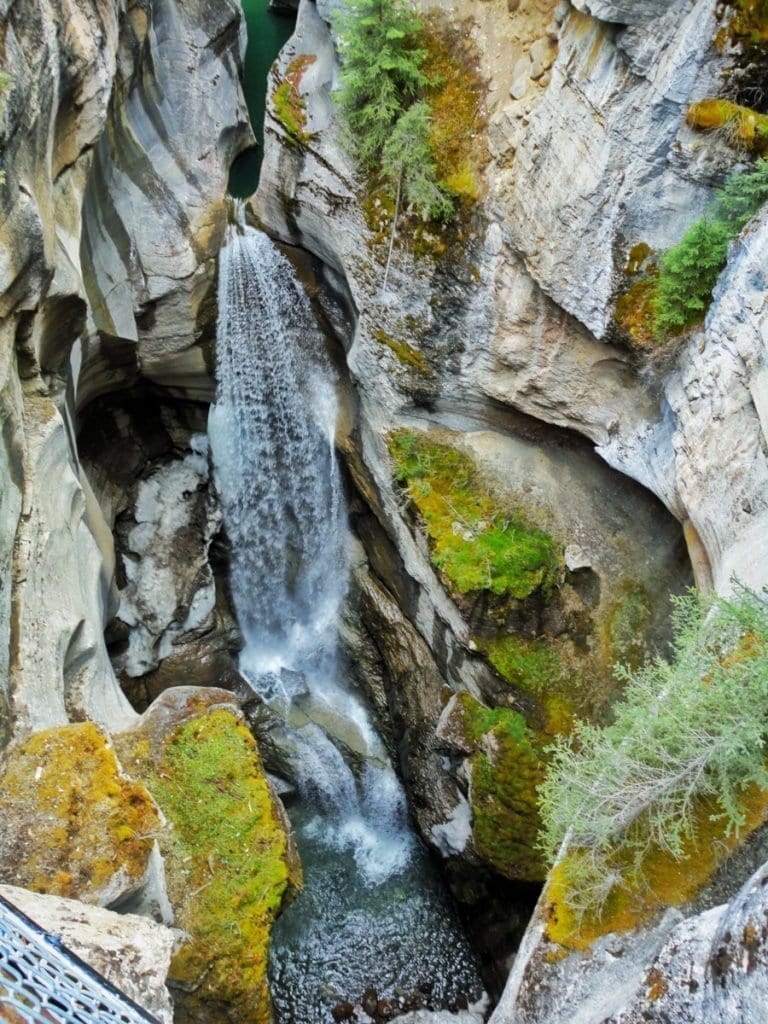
[447,693,547,882]
[0,723,159,902]
[374,328,431,374]
[420,20,487,205]
[118,708,299,1024]
[388,429,561,602]
[614,241,659,348]
[686,97,768,153]
[545,782,768,950]
[728,0,768,45]
[479,634,577,736]
[273,55,316,146]
[604,582,654,670]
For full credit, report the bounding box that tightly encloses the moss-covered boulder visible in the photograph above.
[438,693,546,882]
[115,687,301,1024]
[0,722,160,905]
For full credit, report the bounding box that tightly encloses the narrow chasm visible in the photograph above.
[228,0,296,198]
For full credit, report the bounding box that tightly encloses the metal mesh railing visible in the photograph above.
[0,895,160,1023]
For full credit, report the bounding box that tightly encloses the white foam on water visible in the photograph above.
[210,221,413,884]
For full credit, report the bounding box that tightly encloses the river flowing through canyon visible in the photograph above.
[209,214,482,1021]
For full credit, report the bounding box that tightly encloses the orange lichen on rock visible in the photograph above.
[0,722,159,904]
[545,782,768,951]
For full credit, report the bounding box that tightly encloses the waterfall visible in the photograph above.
[210,214,483,1022]
[209,217,412,882]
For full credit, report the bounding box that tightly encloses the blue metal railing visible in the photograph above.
[0,894,161,1023]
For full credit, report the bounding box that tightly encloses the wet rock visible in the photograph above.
[362,987,379,1016]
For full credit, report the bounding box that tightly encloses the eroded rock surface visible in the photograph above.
[0,0,247,743]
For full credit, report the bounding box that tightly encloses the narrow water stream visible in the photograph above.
[210,216,482,1021]
[229,0,295,197]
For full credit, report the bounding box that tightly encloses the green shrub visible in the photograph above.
[651,159,768,338]
[538,585,768,914]
[653,218,730,334]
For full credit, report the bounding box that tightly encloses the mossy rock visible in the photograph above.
[272,55,316,147]
[388,429,561,603]
[545,782,768,951]
[686,97,768,153]
[0,723,160,905]
[116,688,301,1024]
[440,693,547,882]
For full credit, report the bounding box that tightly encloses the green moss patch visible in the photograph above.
[420,20,487,204]
[728,0,768,45]
[374,328,431,374]
[615,268,660,348]
[388,429,561,602]
[444,693,547,882]
[117,704,299,1024]
[273,55,316,146]
[0,723,159,903]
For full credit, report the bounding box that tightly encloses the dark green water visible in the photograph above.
[228,0,295,198]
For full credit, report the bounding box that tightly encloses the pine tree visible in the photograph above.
[382,102,453,222]
[332,0,427,169]
[713,157,768,232]
[653,218,730,335]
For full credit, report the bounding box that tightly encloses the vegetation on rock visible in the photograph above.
[333,1,485,232]
[118,706,299,1024]
[272,55,316,146]
[539,585,768,944]
[388,429,561,601]
[443,693,547,882]
[333,0,452,221]
[686,97,768,153]
[0,723,159,903]
[616,159,768,342]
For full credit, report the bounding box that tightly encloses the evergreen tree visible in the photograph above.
[333,0,427,169]
[653,218,730,335]
[382,102,454,222]
[713,157,768,232]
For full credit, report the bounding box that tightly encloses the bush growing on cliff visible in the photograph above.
[651,159,768,337]
[538,585,768,914]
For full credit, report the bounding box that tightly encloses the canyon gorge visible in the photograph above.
[1,0,767,1022]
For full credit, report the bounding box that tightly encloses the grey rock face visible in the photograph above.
[0,0,247,739]
[664,211,768,595]
[80,0,250,402]
[490,856,768,1024]
[495,0,722,340]
[571,0,675,24]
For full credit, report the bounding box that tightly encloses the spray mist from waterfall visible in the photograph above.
[209,214,412,882]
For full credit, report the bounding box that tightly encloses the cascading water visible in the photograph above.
[210,212,482,1021]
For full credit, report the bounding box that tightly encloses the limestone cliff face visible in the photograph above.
[254,0,768,1011]
[0,0,247,740]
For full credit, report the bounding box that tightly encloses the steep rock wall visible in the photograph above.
[254,0,768,1011]
[0,0,247,740]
